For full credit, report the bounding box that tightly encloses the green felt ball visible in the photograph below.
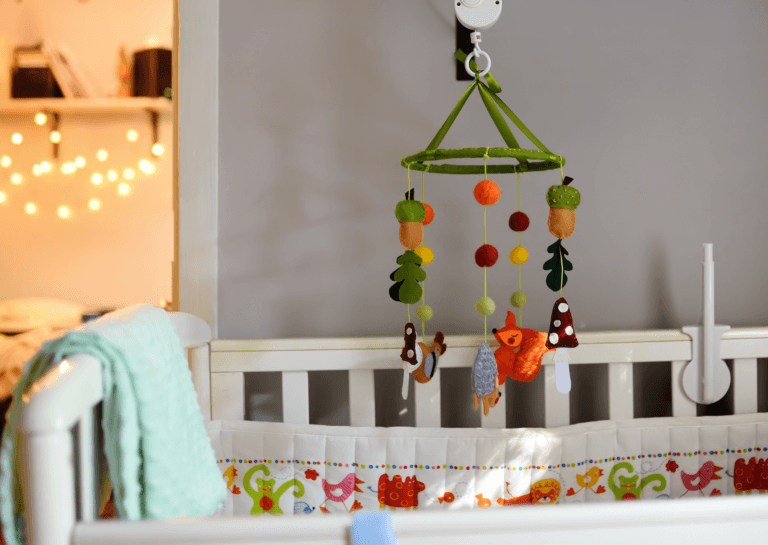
[510,290,527,309]
[475,296,496,316]
[546,185,581,210]
[416,304,433,321]
[395,200,426,223]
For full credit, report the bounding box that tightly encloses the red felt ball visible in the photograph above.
[473,180,501,206]
[509,211,530,232]
[423,203,434,225]
[475,244,499,267]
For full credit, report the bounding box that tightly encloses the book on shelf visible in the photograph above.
[42,40,102,98]
[12,42,63,98]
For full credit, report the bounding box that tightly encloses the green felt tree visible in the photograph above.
[390,251,426,305]
[543,239,573,292]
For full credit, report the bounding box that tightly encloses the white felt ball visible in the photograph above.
[565,325,574,335]
[554,320,561,327]
[558,302,569,313]
[549,332,559,345]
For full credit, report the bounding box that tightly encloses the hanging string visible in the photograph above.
[407,164,412,192]
[483,148,490,343]
[558,159,565,298]
[421,170,426,339]
[517,170,522,327]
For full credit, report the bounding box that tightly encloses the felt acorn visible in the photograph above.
[546,176,581,239]
[396,189,426,250]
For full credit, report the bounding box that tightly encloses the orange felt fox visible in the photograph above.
[492,311,554,384]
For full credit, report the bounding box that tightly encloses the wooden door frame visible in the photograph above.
[173,0,220,336]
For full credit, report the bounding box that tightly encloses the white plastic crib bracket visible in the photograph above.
[681,243,731,405]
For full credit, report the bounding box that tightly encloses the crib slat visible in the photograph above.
[348,370,376,427]
[544,365,569,428]
[416,368,441,428]
[733,358,758,414]
[671,360,697,417]
[77,410,97,522]
[282,372,310,424]
[608,362,634,421]
[189,345,212,421]
[211,372,245,420]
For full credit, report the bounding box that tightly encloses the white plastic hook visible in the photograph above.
[682,243,731,405]
[465,31,491,78]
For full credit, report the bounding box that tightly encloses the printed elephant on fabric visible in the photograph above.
[734,457,768,494]
[243,464,305,515]
[378,474,425,509]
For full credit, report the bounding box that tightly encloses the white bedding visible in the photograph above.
[0,328,64,401]
[206,413,768,517]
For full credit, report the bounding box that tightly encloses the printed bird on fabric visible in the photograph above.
[319,473,364,513]
[576,467,604,491]
[681,461,723,496]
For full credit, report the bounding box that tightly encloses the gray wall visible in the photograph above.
[218,0,768,341]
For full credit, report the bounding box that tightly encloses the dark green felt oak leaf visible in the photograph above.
[390,251,426,304]
[543,240,573,292]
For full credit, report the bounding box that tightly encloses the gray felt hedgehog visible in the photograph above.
[472,343,501,416]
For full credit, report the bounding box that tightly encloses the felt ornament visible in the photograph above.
[508,211,529,232]
[545,297,577,394]
[396,190,426,250]
[415,246,434,265]
[416,304,433,321]
[545,298,579,349]
[400,322,447,399]
[472,343,501,416]
[509,246,528,265]
[492,311,553,384]
[391,251,426,305]
[475,296,495,316]
[510,290,527,308]
[473,179,501,206]
[543,239,573,292]
[546,176,580,239]
[422,203,434,225]
[475,244,499,267]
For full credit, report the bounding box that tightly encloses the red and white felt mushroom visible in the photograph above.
[545,298,579,349]
[545,297,577,393]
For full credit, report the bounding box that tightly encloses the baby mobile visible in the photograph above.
[390,0,582,408]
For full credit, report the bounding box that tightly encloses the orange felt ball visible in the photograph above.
[473,180,501,206]
[423,203,434,225]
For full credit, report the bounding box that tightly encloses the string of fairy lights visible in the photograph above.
[0,110,165,219]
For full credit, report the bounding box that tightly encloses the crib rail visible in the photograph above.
[209,327,768,428]
[71,495,768,545]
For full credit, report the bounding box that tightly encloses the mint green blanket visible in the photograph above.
[1,305,226,544]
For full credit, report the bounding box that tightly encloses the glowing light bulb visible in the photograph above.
[25,202,37,215]
[10,173,22,185]
[61,162,77,175]
[0,192,6,203]
[91,173,104,185]
[138,159,156,175]
[151,143,165,157]
[117,183,131,196]
[97,149,108,161]
[126,129,139,142]
[75,156,86,168]
[123,168,136,180]
[11,133,22,145]
[1,156,11,168]
[107,170,118,182]
[88,198,101,211]
[32,164,43,177]
[50,130,61,144]
[57,206,72,219]
[34,112,47,126]
[40,161,52,173]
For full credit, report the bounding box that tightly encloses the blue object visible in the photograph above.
[349,512,397,545]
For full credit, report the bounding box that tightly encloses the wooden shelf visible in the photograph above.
[0,97,172,116]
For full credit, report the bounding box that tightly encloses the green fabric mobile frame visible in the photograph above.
[401,50,565,175]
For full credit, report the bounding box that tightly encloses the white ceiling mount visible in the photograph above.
[455,0,502,31]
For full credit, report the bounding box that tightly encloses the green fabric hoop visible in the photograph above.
[403,51,565,176]
[401,147,564,175]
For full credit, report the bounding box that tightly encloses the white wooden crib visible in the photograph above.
[15,308,768,544]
